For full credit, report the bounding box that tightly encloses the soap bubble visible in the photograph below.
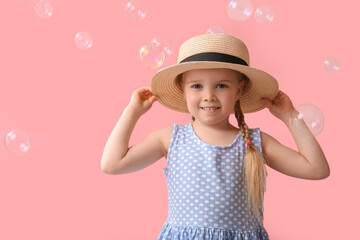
[323,57,340,73]
[139,44,165,69]
[75,32,93,50]
[227,0,253,21]
[290,104,325,137]
[206,26,225,34]
[34,0,53,19]
[151,36,173,56]
[255,5,274,24]
[125,0,147,20]
[5,129,31,155]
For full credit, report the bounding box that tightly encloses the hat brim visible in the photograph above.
[151,61,279,113]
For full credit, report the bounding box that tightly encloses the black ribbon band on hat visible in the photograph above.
[180,52,248,66]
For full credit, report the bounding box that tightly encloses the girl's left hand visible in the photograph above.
[261,90,296,122]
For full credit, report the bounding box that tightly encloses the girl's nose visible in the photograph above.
[203,89,217,101]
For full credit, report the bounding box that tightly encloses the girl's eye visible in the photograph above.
[217,84,227,88]
[191,84,202,89]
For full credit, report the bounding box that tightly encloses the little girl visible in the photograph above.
[101,34,330,240]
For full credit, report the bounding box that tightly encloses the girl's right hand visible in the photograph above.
[261,90,295,123]
[128,87,158,115]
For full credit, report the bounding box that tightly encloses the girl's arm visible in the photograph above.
[260,90,330,180]
[101,87,169,175]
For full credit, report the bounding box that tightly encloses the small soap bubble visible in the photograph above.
[75,32,93,50]
[290,104,325,137]
[139,44,165,69]
[255,5,274,24]
[125,0,147,20]
[206,26,225,34]
[34,0,53,19]
[323,57,340,73]
[151,36,173,56]
[5,129,31,155]
[227,0,253,22]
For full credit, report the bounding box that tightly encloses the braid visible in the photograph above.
[234,100,268,225]
[234,100,250,140]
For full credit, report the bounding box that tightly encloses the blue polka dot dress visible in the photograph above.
[157,123,269,240]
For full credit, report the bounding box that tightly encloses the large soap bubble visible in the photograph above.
[323,57,340,73]
[206,26,225,34]
[289,104,325,137]
[139,44,165,69]
[34,0,53,19]
[125,0,147,20]
[151,36,173,56]
[5,129,31,155]
[75,32,93,50]
[227,0,253,21]
[255,5,274,24]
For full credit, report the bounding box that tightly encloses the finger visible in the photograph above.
[138,88,153,99]
[277,89,286,95]
[277,90,289,98]
[274,91,289,104]
[145,90,156,100]
[261,98,273,109]
[137,87,152,94]
[145,89,153,96]
[149,95,158,104]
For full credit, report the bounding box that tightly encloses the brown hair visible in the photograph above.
[177,70,268,224]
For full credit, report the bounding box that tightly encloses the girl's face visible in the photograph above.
[182,68,244,127]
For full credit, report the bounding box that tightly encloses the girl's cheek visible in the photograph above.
[186,95,199,105]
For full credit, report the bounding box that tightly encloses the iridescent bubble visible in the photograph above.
[5,129,31,155]
[139,44,165,69]
[255,5,274,24]
[125,0,147,20]
[151,36,173,56]
[206,26,225,34]
[75,32,93,50]
[290,104,325,137]
[227,0,253,22]
[34,0,53,19]
[323,57,340,73]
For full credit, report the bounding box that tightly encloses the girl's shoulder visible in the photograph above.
[151,126,173,152]
[258,130,281,152]
[154,123,193,157]
[259,130,270,145]
[152,123,192,146]
[151,126,172,159]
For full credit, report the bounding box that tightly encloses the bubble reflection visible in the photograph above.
[323,57,340,73]
[125,0,147,20]
[227,0,253,21]
[151,36,173,56]
[206,26,225,34]
[139,44,165,69]
[34,0,53,19]
[290,104,325,137]
[75,32,93,50]
[5,129,31,155]
[255,5,274,24]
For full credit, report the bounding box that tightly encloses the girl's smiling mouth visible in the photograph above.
[200,106,221,111]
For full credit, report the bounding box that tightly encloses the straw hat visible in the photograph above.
[151,33,279,113]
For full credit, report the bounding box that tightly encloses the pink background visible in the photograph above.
[0,0,358,239]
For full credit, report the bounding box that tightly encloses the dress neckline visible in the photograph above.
[189,122,242,149]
